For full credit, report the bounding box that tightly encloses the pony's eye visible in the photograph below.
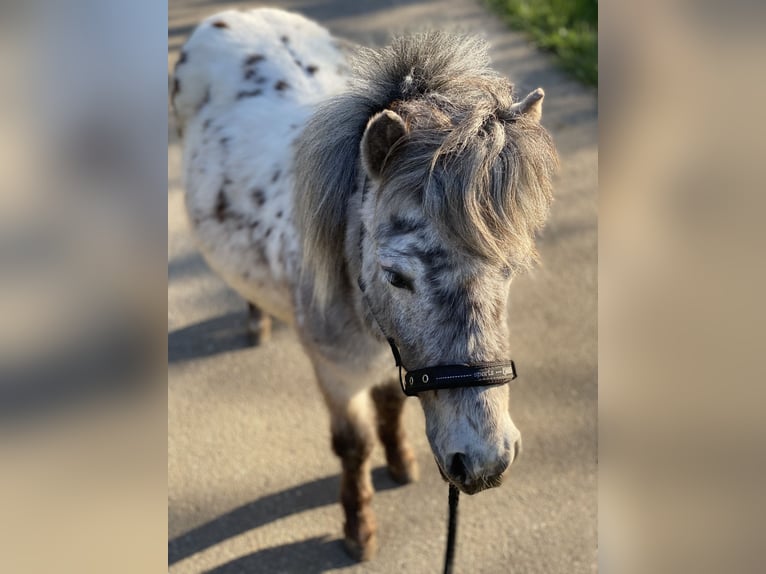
[382,268,413,291]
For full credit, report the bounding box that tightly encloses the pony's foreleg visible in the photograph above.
[247,302,272,345]
[371,381,419,484]
[313,365,377,561]
[331,406,377,561]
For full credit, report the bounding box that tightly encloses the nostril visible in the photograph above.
[448,452,468,482]
[493,455,510,477]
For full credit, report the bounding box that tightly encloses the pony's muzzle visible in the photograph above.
[443,438,520,494]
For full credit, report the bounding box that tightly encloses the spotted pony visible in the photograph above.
[172,7,557,561]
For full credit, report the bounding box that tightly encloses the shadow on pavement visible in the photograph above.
[168,252,210,282]
[169,467,402,567]
[168,312,254,363]
[203,536,355,573]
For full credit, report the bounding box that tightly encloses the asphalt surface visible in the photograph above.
[168,1,597,572]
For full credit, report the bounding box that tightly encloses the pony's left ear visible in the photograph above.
[510,88,545,122]
[361,110,408,180]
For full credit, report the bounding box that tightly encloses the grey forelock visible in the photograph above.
[294,31,557,309]
[379,96,557,269]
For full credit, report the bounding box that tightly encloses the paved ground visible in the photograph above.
[168,1,597,572]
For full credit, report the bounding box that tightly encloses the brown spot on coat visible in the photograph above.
[280,35,289,43]
[244,54,264,66]
[237,89,263,99]
[196,88,211,113]
[306,64,318,75]
[265,227,272,238]
[215,189,229,222]
[274,80,289,91]
[276,211,283,219]
[271,170,281,183]
[252,189,266,206]
[212,20,229,29]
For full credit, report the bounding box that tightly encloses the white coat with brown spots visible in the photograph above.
[173,8,350,325]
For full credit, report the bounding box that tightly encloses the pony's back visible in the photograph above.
[172,8,348,130]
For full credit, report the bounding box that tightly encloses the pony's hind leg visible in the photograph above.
[247,302,272,345]
[371,381,419,484]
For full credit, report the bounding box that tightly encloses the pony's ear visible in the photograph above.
[510,88,544,122]
[361,110,408,179]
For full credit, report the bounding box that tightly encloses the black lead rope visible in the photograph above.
[444,484,460,574]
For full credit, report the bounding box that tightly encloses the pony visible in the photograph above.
[172,8,557,560]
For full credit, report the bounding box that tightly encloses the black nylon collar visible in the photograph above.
[385,336,517,396]
[401,359,516,396]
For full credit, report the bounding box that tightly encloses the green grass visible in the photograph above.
[487,0,598,86]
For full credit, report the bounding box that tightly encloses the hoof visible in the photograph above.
[343,533,378,562]
[247,323,271,346]
[247,306,272,346]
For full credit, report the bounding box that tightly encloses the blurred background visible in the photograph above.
[0,0,167,572]
[1,0,765,572]
[600,2,766,572]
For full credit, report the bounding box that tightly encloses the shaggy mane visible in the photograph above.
[295,32,558,308]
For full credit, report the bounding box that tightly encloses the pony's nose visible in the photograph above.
[448,452,469,483]
[446,451,509,485]
[445,444,517,493]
